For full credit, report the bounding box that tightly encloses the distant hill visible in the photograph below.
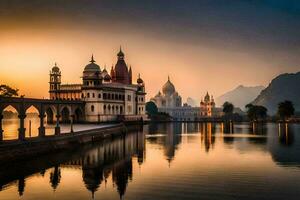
[252,72,300,115]
[216,85,265,109]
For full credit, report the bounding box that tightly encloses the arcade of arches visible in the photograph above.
[0,99,85,141]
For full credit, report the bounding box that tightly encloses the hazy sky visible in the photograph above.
[1,0,300,103]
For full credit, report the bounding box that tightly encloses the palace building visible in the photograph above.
[151,77,222,121]
[49,48,146,122]
[200,92,216,117]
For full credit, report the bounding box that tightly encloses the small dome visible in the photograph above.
[162,77,175,96]
[104,74,111,81]
[204,92,210,102]
[101,67,111,81]
[137,73,144,84]
[155,91,162,97]
[52,63,60,73]
[117,47,124,57]
[84,55,101,72]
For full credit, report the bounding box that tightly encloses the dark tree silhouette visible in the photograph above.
[145,101,158,116]
[245,104,267,121]
[277,100,294,121]
[223,102,234,115]
[0,84,19,97]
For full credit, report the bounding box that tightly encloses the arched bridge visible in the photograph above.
[0,97,85,141]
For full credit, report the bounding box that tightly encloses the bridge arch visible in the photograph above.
[60,106,71,123]
[1,105,19,140]
[24,105,40,138]
[44,105,56,124]
[74,107,84,123]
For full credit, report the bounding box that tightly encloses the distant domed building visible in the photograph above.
[150,79,223,121]
[49,47,146,122]
[151,77,182,108]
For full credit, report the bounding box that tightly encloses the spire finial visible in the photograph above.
[54,62,57,67]
[138,73,140,78]
[168,75,170,81]
[90,54,95,63]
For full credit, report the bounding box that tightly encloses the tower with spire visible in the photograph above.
[111,46,132,84]
[200,92,215,116]
[49,62,61,100]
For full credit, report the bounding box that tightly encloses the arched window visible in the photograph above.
[108,105,111,114]
[103,105,106,114]
[98,94,101,98]
[81,93,84,98]
[92,93,95,98]
[91,105,94,112]
[87,93,90,98]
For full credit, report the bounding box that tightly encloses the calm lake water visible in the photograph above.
[1,122,300,200]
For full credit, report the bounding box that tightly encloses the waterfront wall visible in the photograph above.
[0,123,140,162]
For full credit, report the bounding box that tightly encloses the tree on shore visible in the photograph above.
[0,84,19,97]
[223,102,234,115]
[277,100,294,121]
[245,104,267,121]
[146,101,158,116]
[222,102,234,121]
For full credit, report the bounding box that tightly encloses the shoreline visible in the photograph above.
[0,123,142,162]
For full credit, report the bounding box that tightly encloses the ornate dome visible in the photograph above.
[162,77,175,96]
[52,63,60,73]
[84,55,101,72]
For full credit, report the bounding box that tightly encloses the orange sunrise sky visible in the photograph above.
[0,1,299,104]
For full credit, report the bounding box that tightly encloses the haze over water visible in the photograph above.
[1,122,300,200]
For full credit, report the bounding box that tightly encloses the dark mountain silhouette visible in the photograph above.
[216,85,264,109]
[252,72,300,115]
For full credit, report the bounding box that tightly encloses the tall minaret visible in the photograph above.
[49,63,61,99]
[129,65,132,84]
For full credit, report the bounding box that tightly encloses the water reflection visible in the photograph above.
[1,123,300,200]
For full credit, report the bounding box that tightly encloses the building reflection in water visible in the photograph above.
[2,123,300,199]
[248,122,268,145]
[0,129,145,199]
[200,123,216,152]
[222,121,234,134]
[147,123,182,165]
[64,130,145,199]
[18,177,25,196]
[147,122,218,157]
[278,123,294,146]
[50,165,61,191]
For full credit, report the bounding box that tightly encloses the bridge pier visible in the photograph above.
[55,114,61,135]
[18,114,26,140]
[0,114,3,141]
[38,114,46,137]
[70,115,74,133]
